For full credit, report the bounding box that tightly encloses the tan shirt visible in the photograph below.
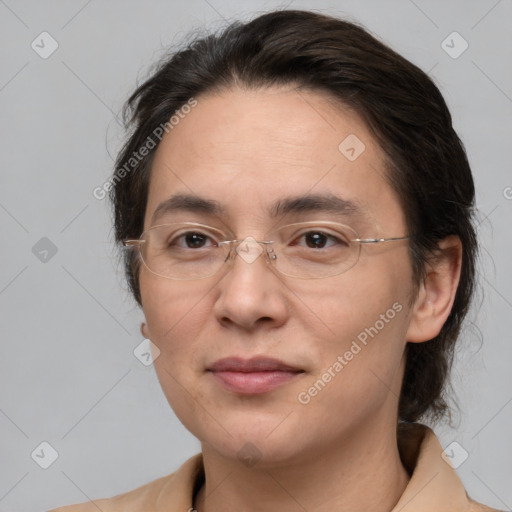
[49,423,501,511]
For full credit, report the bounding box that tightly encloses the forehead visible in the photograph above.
[144,85,405,233]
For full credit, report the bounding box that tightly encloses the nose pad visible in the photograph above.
[267,247,277,261]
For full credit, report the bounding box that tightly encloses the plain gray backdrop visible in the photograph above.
[0,1,511,511]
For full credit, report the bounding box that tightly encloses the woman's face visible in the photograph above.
[139,85,416,465]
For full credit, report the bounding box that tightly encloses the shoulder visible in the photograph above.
[47,452,204,512]
[467,496,506,512]
[46,472,175,512]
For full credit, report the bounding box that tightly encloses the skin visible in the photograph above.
[139,85,462,512]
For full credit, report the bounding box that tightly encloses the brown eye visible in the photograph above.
[291,231,347,249]
[168,231,217,249]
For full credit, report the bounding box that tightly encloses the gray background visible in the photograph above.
[0,0,511,511]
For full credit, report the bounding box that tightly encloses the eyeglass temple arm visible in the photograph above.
[123,239,145,247]
[355,235,410,244]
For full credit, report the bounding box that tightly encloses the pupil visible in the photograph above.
[185,233,206,248]
[306,233,327,249]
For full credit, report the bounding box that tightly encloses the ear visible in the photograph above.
[406,235,462,343]
[140,321,151,339]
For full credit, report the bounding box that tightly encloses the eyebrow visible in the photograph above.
[151,192,367,225]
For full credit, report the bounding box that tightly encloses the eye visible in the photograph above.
[290,230,349,249]
[170,230,218,249]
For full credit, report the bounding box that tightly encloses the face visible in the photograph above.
[139,85,416,466]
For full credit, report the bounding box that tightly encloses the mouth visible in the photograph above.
[206,356,305,395]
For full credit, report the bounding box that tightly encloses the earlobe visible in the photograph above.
[406,235,462,343]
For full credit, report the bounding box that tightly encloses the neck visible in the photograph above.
[193,420,410,512]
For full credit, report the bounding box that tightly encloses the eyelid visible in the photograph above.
[273,220,357,235]
[156,222,228,235]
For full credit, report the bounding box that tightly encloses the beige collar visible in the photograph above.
[392,423,471,511]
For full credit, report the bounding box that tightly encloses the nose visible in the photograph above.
[212,237,288,331]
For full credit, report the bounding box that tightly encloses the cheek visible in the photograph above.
[292,260,409,343]
[139,272,209,369]
[140,276,214,432]
[297,252,412,386]
[297,302,408,431]
[140,264,203,330]
[311,292,407,383]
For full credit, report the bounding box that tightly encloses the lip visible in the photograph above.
[208,356,303,373]
[207,356,305,394]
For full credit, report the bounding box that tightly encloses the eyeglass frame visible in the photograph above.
[123,220,411,280]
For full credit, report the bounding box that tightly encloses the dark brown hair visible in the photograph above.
[110,10,477,424]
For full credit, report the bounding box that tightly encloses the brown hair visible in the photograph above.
[110,10,478,424]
